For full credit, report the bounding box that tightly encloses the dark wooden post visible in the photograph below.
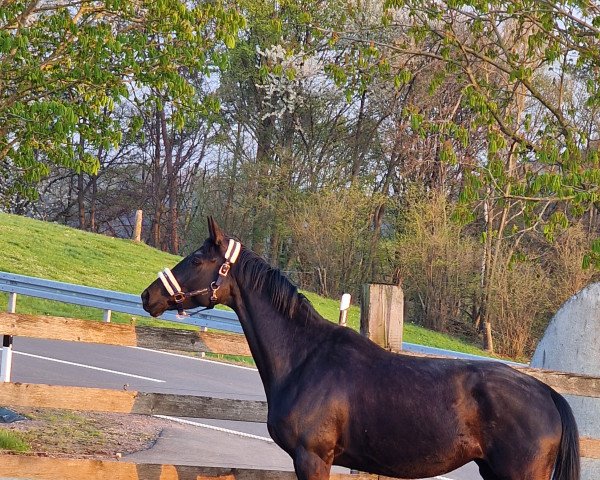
[360,283,403,351]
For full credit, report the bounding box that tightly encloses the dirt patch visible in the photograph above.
[0,407,173,460]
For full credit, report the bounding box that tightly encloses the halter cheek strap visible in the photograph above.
[210,239,241,304]
[157,238,242,317]
[158,267,210,315]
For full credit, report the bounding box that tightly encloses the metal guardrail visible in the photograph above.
[0,271,521,376]
[1,270,521,362]
[0,271,242,334]
[402,342,527,366]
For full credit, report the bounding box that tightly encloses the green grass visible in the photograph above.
[404,323,493,356]
[0,212,496,358]
[0,430,30,453]
[0,212,182,325]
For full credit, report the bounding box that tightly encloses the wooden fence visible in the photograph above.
[0,454,387,480]
[0,311,599,479]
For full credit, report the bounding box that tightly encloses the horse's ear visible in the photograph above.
[207,216,225,246]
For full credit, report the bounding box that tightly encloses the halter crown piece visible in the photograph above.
[158,238,242,317]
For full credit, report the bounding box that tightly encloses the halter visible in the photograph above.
[158,239,242,317]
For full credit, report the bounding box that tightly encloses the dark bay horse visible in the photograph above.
[141,217,580,480]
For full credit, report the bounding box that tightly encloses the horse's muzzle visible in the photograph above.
[141,288,166,317]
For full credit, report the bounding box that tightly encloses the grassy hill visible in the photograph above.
[0,212,493,356]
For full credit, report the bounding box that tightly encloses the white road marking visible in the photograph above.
[156,415,274,443]
[13,351,165,383]
[131,346,258,371]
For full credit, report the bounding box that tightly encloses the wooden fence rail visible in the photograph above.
[0,382,267,422]
[513,365,600,398]
[0,455,378,480]
[0,312,251,356]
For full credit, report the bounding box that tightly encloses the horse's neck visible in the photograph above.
[231,285,326,397]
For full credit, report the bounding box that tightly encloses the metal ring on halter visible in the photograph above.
[173,292,186,303]
[210,281,220,302]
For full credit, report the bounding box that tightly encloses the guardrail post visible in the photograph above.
[103,309,112,323]
[338,293,351,327]
[1,293,16,382]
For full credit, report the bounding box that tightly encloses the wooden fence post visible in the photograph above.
[132,210,143,242]
[360,283,403,351]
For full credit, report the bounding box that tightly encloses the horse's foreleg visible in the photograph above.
[293,447,332,480]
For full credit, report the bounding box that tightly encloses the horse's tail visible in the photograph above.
[551,388,580,480]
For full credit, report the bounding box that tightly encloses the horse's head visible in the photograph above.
[141,217,240,317]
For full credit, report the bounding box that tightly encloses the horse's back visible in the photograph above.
[269,325,566,478]
[316,330,563,477]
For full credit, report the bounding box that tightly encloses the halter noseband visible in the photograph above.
[157,239,242,317]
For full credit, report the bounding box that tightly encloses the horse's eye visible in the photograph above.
[191,255,202,265]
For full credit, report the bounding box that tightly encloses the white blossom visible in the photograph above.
[255,44,320,120]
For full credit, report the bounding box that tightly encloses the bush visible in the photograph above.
[547,223,600,311]
[393,193,480,335]
[489,256,552,359]
[286,186,383,297]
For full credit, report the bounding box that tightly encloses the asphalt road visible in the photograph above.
[1,337,483,480]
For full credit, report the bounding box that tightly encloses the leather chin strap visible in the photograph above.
[158,239,242,317]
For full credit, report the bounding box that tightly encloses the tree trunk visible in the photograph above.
[224,122,242,229]
[77,172,86,230]
[159,108,179,255]
[269,111,294,265]
[89,175,97,232]
[250,111,275,254]
[77,135,86,230]
[371,130,403,278]
[350,90,367,185]
[89,142,103,233]
[151,109,162,248]
[479,196,495,352]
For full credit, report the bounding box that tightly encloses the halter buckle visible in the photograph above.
[219,262,231,276]
[173,292,186,303]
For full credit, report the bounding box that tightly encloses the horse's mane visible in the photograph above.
[234,246,308,319]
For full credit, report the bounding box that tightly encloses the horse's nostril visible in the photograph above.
[141,289,149,306]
